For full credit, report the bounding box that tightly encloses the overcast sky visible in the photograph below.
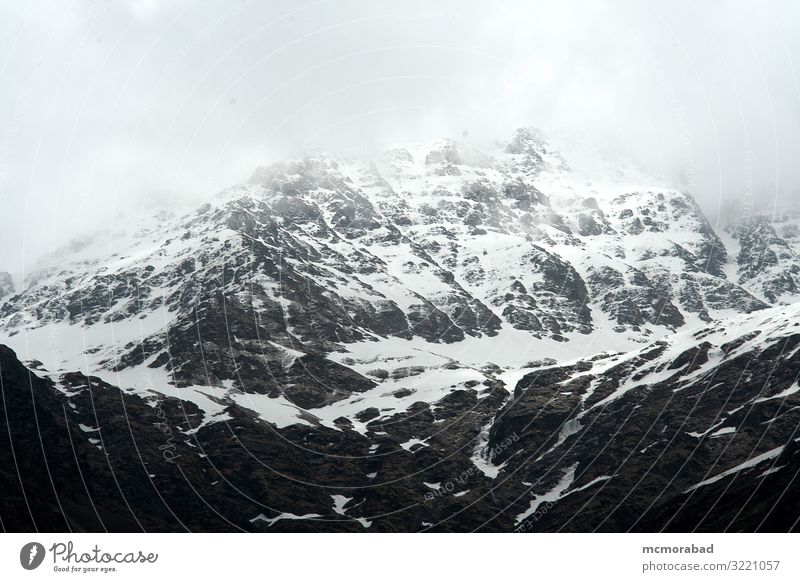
[1,0,799,274]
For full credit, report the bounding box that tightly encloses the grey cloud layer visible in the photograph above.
[1,0,798,273]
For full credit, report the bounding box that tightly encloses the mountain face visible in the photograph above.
[725,209,800,304]
[0,272,12,301]
[2,128,800,532]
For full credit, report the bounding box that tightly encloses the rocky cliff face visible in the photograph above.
[487,303,800,532]
[0,272,12,301]
[725,209,800,304]
[1,128,799,531]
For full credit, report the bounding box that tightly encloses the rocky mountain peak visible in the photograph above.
[2,127,800,532]
[724,206,800,304]
[0,271,13,301]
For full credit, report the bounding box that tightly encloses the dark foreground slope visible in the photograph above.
[0,344,509,532]
[3,301,800,532]
[3,130,800,532]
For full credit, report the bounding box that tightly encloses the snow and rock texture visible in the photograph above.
[725,208,800,304]
[488,302,800,532]
[0,272,13,302]
[2,127,800,532]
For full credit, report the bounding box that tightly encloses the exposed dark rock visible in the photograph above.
[3,129,800,533]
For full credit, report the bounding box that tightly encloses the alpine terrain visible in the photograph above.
[2,128,800,532]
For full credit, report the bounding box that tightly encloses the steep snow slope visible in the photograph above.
[2,289,800,532]
[2,127,800,532]
[725,207,800,304]
[487,300,800,532]
[0,128,797,435]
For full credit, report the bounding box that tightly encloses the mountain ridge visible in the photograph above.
[1,127,799,532]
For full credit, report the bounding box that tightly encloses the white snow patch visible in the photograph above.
[249,512,321,526]
[686,446,786,492]
[754,382,800,404]
[399,438,428,451]
[514,463,578,525]
[330,495,353,516]
[758,465,785,478]
[710,426,736,438]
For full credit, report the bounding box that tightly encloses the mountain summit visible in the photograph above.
[2,128,800,531]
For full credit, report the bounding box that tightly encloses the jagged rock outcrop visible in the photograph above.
[2,128,800,532]
[0,272,12,301]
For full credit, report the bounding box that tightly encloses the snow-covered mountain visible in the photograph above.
[2,128,799,532]
[0,272,13,301]
[724,208,800,304]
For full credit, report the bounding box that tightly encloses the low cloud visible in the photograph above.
[1,0,798,273]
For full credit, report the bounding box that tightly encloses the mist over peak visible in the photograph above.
[2,1,799,273]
